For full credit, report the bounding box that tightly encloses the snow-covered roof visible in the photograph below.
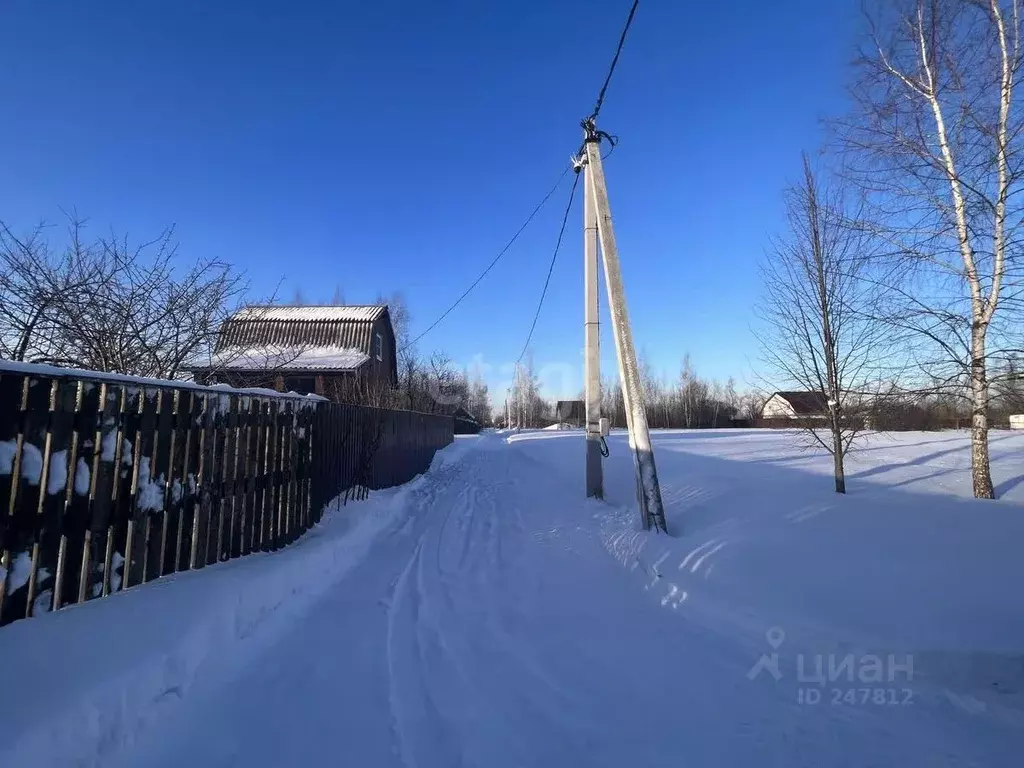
[214,305,392,364]
[769,391,829,415]
[198,345,370,372]
[231,306,387,323]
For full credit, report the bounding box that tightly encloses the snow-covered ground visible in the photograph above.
[1,429,1022,767]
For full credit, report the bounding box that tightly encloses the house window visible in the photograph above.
[375,332,383,361]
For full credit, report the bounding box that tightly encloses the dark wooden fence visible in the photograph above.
[0,363,453,626]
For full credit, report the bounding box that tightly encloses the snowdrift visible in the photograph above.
[0,438,477,768]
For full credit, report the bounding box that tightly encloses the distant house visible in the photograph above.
[761,391,830,420]
[555,400,585,427]
[189,305,397,401]
[452,407,481,435]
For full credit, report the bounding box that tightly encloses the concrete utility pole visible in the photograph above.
[583,164,604,499]
[583,122,667,532]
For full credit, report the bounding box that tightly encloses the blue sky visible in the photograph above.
[0,0,861,398]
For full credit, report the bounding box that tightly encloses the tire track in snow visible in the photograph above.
[384,536,422,768]
[383,453,485,768]
[455,484,476,572]
[394,448,595,763]
[385,529,465,768]
[385,451,515,767]
[434,483,470,581]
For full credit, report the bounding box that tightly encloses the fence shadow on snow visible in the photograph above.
[0,362,453,627]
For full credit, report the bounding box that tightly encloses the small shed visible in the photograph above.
[189,305,397,402]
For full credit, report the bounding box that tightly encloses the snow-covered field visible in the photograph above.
[1,429,1022,767]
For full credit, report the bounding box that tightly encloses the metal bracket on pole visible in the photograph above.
[582,119,667,533]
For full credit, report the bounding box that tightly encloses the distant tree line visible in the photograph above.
[606,354,753,430]
[498,351,760,431]
[864,359,1024,431]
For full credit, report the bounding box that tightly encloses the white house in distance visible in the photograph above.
[761,391,829,420]
[1011,414,1024,430]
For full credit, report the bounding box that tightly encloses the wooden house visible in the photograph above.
[189,305,397,402]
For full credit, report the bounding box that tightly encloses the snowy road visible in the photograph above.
[94,430,1023,768]
[5,430,1024,766]
[108,440,761,767]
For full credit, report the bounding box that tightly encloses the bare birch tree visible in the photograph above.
[466,373,492,425]
[840,0,1024,498]
[757,156,881,493]
[679,354,696,429]
[509,356,544,428]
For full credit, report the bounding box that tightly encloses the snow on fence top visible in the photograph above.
[0,359,327,402]
[0,361,454,629]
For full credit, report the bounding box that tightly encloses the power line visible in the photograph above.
[402,167,571,352]
[407,0,640,357]
[589,0,640,122]
[568,0,635,183]
[515,171,581,366]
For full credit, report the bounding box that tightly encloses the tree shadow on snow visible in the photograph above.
[996,473,1024,497]
[507,430,1024,539]
[850,432,1018,483]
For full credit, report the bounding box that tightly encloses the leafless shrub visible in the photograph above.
[0,214,248,379]
[756,155,884,493]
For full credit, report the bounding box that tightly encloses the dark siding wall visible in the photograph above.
[368,316,397,387]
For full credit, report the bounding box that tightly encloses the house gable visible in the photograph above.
[367,312,398,387]
[762,391,829,418]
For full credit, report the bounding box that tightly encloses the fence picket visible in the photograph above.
[156,389,177,579]
[0,364,453,627]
